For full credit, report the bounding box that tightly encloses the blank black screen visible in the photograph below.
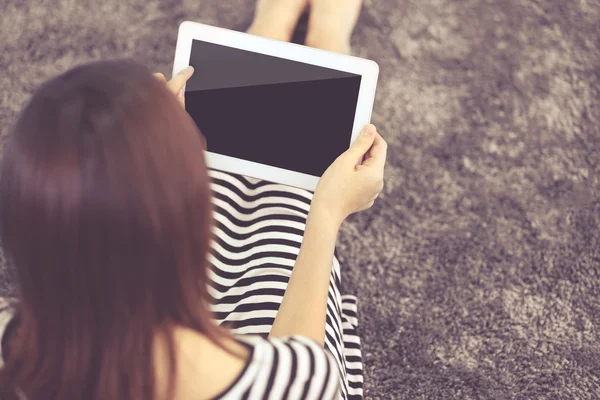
[185,40,362,177]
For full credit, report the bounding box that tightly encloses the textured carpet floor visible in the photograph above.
[1,0,600,398]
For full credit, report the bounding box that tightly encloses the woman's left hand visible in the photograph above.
[153,66,195,108]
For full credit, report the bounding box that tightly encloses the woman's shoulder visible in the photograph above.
[239,333,327,349]
[238,334,337,362]
[231,335,340,400]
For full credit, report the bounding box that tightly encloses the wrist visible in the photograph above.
[307,203,344,232]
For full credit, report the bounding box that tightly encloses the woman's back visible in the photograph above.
[154,328,340,399]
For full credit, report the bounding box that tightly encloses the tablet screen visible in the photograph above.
[185,40,362,177]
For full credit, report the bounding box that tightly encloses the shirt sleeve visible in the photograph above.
[266,335,341,400]
[0,297,17,367]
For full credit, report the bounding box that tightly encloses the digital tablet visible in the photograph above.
[172,21,379,191]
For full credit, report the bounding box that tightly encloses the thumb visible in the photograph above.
[346,124,376,161]
[167,66,194,95]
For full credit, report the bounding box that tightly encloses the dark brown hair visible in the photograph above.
[0,59,224,399]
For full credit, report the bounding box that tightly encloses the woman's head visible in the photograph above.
[0,59,219,399]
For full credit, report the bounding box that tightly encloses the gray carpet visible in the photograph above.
[1,0,599,398]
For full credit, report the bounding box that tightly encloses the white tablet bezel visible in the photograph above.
[173,21,379,191]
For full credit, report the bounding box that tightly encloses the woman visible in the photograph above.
[0,0,386,399]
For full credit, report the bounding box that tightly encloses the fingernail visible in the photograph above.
[178,88,184,98]
[362,125,375,137]
[186,66,194,74]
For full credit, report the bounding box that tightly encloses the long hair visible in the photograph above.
[0,59,225,399]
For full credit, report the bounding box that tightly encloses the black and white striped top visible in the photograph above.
[214,335,340,399]
[207,170,364,399]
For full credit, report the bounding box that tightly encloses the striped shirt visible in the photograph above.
[207,171,364,399]
[216,335,340,399]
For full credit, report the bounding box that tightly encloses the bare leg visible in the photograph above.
[247,0,309,42]
[247,0,363,54]
[306,0,363,54]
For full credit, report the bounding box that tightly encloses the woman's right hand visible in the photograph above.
[311,124,387,226]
